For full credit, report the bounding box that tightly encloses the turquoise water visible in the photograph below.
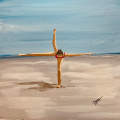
[0,0,120,55]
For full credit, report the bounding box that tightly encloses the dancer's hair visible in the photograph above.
[56,49,64,55]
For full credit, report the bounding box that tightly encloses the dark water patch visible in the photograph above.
[0,54,15,59]
[92,52,120,56]
[104,52,120,55]
[0,0,4,2]
[0,54,29,59]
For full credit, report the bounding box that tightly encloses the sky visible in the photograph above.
[0,0,120,54]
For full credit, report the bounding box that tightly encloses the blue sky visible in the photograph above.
[0,0,120,54]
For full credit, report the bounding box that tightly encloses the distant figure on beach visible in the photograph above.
[93,96,103,105]
[19,28,92,88]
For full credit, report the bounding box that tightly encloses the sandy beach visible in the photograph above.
[0,55,120,120]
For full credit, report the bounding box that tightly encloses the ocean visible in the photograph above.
[0,0,120,55]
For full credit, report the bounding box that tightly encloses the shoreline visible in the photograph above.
[0,52,120,59]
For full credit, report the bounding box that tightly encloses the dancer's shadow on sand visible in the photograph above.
[17,81,57,92]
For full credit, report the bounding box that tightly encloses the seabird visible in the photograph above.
[93,96,103,105]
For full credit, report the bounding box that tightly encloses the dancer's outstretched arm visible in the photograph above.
[65,52,92,57]
[52,28,58,53]
[18,52,55,56]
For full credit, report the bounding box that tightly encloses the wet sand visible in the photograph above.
[0,55,120,120]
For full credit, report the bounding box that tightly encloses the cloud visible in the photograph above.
[0,22,52,32]
[0,22,17,32]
